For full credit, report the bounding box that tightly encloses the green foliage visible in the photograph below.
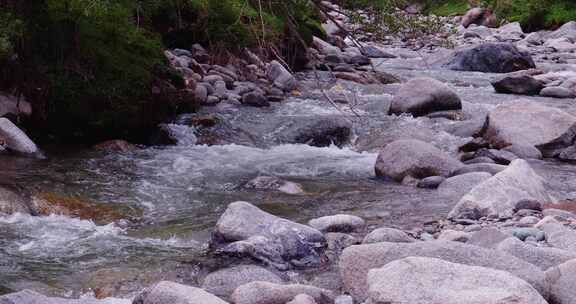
[0,12,23,61]
[426,0,469,16]
[486,0,576,30]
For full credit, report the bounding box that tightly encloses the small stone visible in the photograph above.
[363,228,415,244]
[308,214,365,233]
[511,228,546,241]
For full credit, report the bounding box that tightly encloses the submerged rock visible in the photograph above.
[231,282,333,304]
[211,202,326,270]
[243,176,304,195]
[0,118,38,155]
[133,281,227,304]
[388,77,462,117]
[374,139,462,182]
[444,43,535,73]
[339,240,547,301]
[448,160,554,220]
[366,257,547,304]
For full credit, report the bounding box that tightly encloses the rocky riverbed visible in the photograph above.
[3,1,576,304]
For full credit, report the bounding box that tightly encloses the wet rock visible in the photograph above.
[266,61,297,92]
[289,119,352,148]
[503,144,542,160]
[231,282,333,304]
[29,192,124,223]
[312,37,341,56]
[497,237,576,271]
[133,281,227,304]
[375,139,462,182]
[546,259,576,304]
[287,294,317,304]
[445,43,535,73]
[0,290,129,304]
[448,160,554,220]
[346,55,370,66]
[366,256,547,304]
[437,230,470,242]
[308,215,365,233]
[451,163,507,176]
[438,172,492,199]
[0,186,30,215]
[361,45,396,58]
[0,118,38,155]
[201,265,282,298]
[473,149,519,165]
[362,227,415,244]
[483,100,576,149]
[540,86,576,99]
[211,202,326,270]
[339,240,547,301]
[467,228,510,248]
[417,176,445,189]
[388,77,462,117]
[241,92,270,107]
[492,75,544,95]
[243,176,304,195]
[540,223,576,252]
[94,140,138,153]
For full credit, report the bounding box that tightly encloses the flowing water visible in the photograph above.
[1,53,576,298]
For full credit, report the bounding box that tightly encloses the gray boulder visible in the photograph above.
[201,265,282,298]
[546,259,576,304]
[438,172,492,199]
[339,240,547,301]
[231,282,333,304]
[243,176,304,195]
[540,223,576,252]
[537,123,576,160]
[483,100,576,149]
[492,75,544,95]
[417,176,445,189]
[503,144,542,160]
[211,202,326,270]
[375,139,462,182]
[467,228,510,248]
[540,86,576,99]
[366,257,547,304]
[448,160,554,220]
[0,290,128,304]
[444,43,535,73]
[266,61,297,92]
[497,237,576,270]
[133,281,227,304]
[362,228,415,244]
[546,21,576,41]
[0,118,38,154]
[388,77,462,117]
[241,92,270,107]
[308,215,365,233]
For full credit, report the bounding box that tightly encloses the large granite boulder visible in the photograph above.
[374,139,462,182]
[211,202,326,270]
[366,257,547,304]
[546,259,576,304]
[540,223,576,252]
[483,100,576,149]
[388,77,462,117]
[497,237,576,270]
[448,160,555,220]
[0,118,38,154]
[444,43,535,73]
[339,240,547,301]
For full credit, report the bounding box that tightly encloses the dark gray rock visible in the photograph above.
[473,149,519,165]
[308,215,365,233]
[389,77,462,117]
[375,139,462,182]
[211,202,326,270]
[417,176,446,189]
[444,43,535,73]
[492,75,544,95]
[339,240,548,301]
[288,119,352,148]
[451,163,507,176]
[361,46,396,58]
[503,144,543,160]
[241,92,270,107]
